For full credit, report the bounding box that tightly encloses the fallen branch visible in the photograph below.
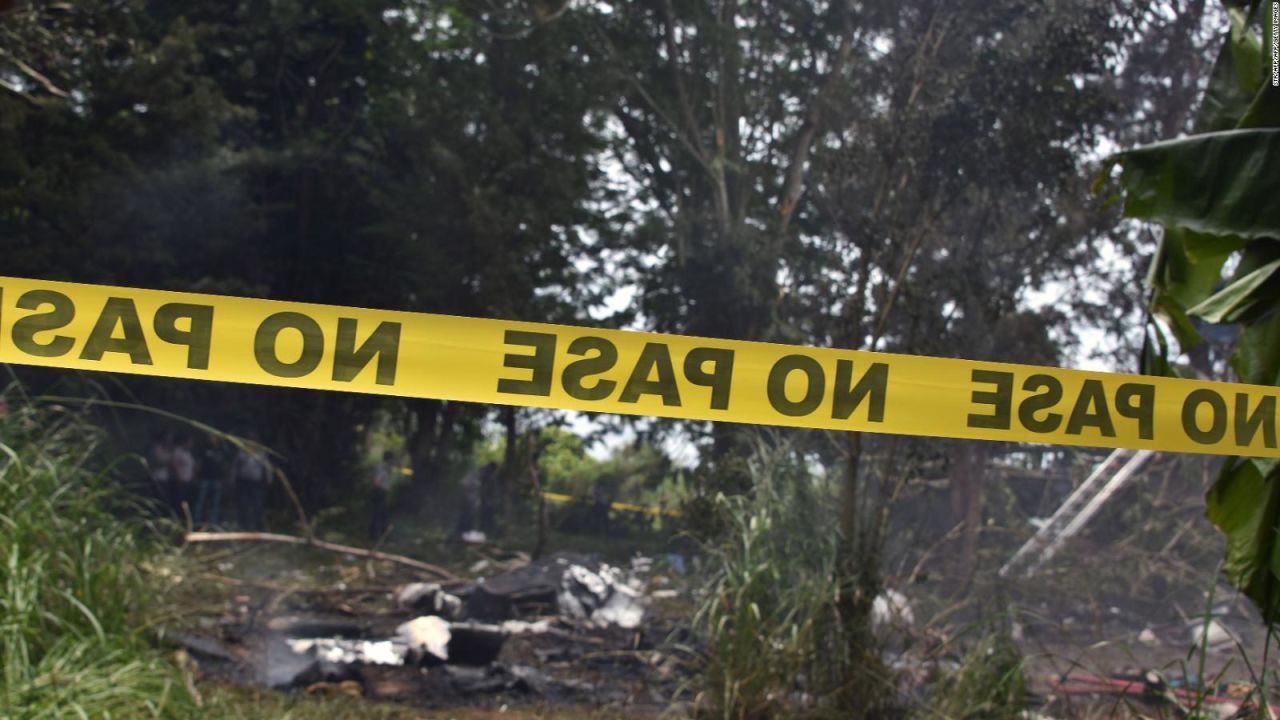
[197,573,395,596]
[184,531,456,580]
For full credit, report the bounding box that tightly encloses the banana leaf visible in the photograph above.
[1116,129,1280,241]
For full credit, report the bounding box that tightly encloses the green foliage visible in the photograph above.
[1188,257,1280,324]
[1,0,616,511]
[479,426,681,503]
[531,427,605,497]
[1,0,1232,523]
[690,439,893,719]
[0,398,196,718]
[1118,130,1280,241]
[1205,457,1280,615]
[1113,1,1280,621]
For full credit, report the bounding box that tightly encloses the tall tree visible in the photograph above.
[780,0,1220,586]
[364,2,615,493]
[0,0,611,513]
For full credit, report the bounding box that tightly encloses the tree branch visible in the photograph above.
[659,0,733,227]
[582,18,712,175]
[0,78,42,108]
[777,15,857,238]
[4,54,70,98]
[871,222,931,345]
[660,0,708,163]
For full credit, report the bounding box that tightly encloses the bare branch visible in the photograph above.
[660,0,708,163]
[583,19,712,174]
[0,78,42,108]
[776,16,858,238]
[4,54,70,98]
[871,222,931,345]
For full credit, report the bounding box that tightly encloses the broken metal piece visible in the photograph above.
[1000,448,1154,578]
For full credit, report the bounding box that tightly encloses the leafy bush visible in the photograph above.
[0,397,195,718]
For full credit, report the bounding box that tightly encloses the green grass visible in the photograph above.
[199,681,667,720]
[688,437,895,719]
[0,398,198,719]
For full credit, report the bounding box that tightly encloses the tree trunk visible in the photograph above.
[408,398,441,492]
[839,431,864,570]
[526,432,549,560]
[432,401,460,473]
[949,441,985,591]
[483,406,518,535]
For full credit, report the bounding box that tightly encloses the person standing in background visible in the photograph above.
[170,434,198,521]
[150,432,174,515]
[194,436,231,526]
[452,462,493,541]
[234,441,270,531]
[369,450,394,542]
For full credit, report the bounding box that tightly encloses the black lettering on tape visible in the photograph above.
[1115,383,1155,440]
[968,370,1013,429]
[1234,393,1277,448]
[768,354,824,417]
[154,303,214,370]
[80,297,152,365]
[1066,380,1115,437]
[333,318,400,385]
[255,312,324,378]
[563,336,618,401]
[619,343,682,406]
[1182,388,1227,444]
[1019,374,1063,433]
[683,347,734,411]
[12,289,76,358]
[497,330,557,397]
[832,360,888,422]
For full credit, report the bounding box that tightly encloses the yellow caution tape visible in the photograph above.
[609,499,682,518]
[0,276,1277,458]
[397,471,677,516]
[540,491,682,518]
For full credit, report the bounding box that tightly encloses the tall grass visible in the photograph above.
[0,396,195,718]
[690,436,895,719]
[928,618,1025,720]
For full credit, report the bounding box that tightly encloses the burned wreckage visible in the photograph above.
[176,551,682,707]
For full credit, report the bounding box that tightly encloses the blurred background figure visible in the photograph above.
[170,434,197,521]
[194,435,231,527]
[369,450,394,541]
[234,439,270,531]
[451,462,493,542]
[149,432,174,515]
